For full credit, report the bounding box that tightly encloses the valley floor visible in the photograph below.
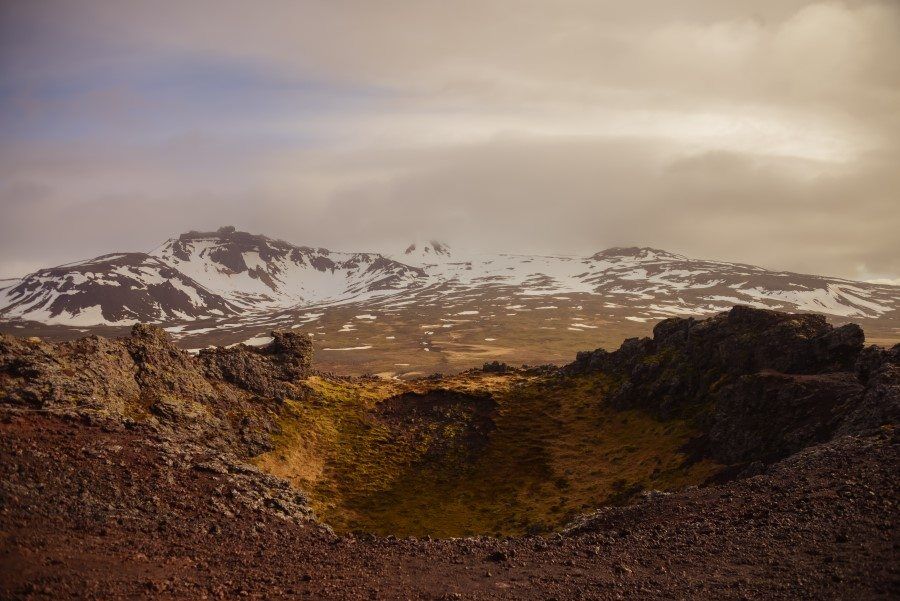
[1,409,896,600]
[4,291,898,377]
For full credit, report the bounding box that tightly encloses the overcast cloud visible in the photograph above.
[1,1,898,280]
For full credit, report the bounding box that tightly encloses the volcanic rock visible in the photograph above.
[198,330,313,398]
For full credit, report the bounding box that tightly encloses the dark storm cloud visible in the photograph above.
[0,1,898,281]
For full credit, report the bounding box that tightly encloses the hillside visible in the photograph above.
[1,306,897,598]
[0,253,238,325]
[151,226,427,309]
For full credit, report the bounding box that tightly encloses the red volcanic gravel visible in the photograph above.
[1,410,897,600]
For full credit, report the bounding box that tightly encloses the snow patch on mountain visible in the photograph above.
[397,241,453,267]
[1,232,898,328]
[0,253,235,326]
[152,227,426,309]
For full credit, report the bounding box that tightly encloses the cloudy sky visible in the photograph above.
[1,0,898,281]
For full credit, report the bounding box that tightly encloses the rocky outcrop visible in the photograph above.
[198,331,313,398]
[842,343,900,435]
[0,333,141,413]
[567,305,895,466]
[570,305,864,399]
[481,361,512,374]
[705,371,863,464]
[0,325,314,456]
[124,324,221,406]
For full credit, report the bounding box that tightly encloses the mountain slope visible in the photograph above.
[579,246,897,319]
[152,226,427,309]
[0,253,236,325]
[389,245,897,320]
[395,240,453,267]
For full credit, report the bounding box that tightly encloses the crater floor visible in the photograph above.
[254,372,719,537]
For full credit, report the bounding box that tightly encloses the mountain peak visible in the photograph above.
[404,240,451,257]
[174,226,272,245]
[590,247,685,262]
[400,240,452,266]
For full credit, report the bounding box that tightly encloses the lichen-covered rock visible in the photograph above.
[124,324,219,406]
[266,330,315,380]
[198,330,313,398]
[568,306,868,418]
[149,394,226,442]
[0,333,140,413]
[0,325,293,457]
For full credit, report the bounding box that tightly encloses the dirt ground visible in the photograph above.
[1,410,896,600]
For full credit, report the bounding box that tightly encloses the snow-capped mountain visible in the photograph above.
[576,247,896,319]
[1,229,898,360]
[380,244,897,321]
[152,227,427,310]
[0,253,237,325]
[396,240,453,267]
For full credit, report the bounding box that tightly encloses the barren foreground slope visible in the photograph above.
[1,306,897,599]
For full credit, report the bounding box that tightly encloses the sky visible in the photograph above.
[1,0,898,282]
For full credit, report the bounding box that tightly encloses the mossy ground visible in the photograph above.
[253,372,720,537]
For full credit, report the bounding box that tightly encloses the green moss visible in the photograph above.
[253,371,721,538]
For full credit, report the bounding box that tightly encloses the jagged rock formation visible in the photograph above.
[0,324,314,456]
[198,330,313,399]
[481,360,513,374]
[568,306,898,467]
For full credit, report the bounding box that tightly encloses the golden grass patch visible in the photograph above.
[253,371,721,537]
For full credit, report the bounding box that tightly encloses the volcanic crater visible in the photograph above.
[1,305,897,599]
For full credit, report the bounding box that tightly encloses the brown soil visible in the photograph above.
[1,410,897,600]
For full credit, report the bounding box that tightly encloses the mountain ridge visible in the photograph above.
[150,226,427,310]
[1,227,898,374]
